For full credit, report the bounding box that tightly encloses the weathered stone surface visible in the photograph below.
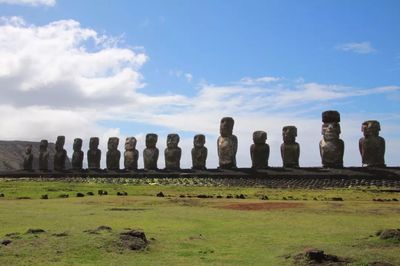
[217,117,238,169]
[71,138,84,170]
[165,133,181,170]
[191,134,207,170]
[281,126,300,168]
[143,133,159,170]
[87,137,101,170]
[54,136,67,171]
[22,144,33,170]
[359,120,385,167]
[39,140,49,171]
[124,137,139,170]
[106,137,120,170]
[319,111,344,168]
[250,131,269,169]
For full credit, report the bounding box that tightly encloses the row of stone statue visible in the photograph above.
[22,111,386,171]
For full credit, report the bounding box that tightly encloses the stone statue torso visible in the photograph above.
[319,139,344,167]
[106,150,121,170]
[359,137,385,166]
[124,150,139,170]
[72,151,84,169]
[250,143,269,169]
[54,149,67,170]
[88,149,101,169]
[281,143,300,167]
[23,153,33,170]
[144,148,159,170]
[217,135,238,168]
[191,147,207,170]
[165,147,181,170]
[39,151,49,170]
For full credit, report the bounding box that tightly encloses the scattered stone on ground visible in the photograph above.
[260,195,269,200]
[84,225,112,234]
[41,194,48,199]
[330,197,343,201]
[58,194,69,198]
[156,192,164,197]
[107,208,147,211]
[218,202,303,211]
[17,196,31,200]
[216,195,223,199]
[179,194,185,198]
[119,230,148,250]
[87,192,94,196]
[26,228,46,234]
[76,192,85,197]
[197,194,209,198]
[293,248,351,265]
[1,239,12,246]
[0,193,4,197]
[117,191,128,196]
[5,232,20,238]
[52,232,68,237]
[98,190,108,196]
[235,194,246,199]
[376,229,400,241]
[226,194,233,199]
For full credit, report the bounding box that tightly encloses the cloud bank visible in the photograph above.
[0,0,55,6]
[336,41,377,54]
[0,17,399,168]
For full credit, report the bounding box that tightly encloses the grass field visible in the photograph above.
[0,179,399,265]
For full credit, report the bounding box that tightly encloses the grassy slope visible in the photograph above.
[0,180,399,266]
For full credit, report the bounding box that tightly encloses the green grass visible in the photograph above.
[0,179,399,265]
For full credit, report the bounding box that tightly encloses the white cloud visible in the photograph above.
[0,0,55,6]
[185,73,193,82]
[336,41,377,54]
[0,17,399,168]
[169,69,193,83]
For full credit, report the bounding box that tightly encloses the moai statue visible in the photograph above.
[124,137,139,170]
[281,126,300,168]
[217,117,238,169]
[23,144,33,171]
[143,133,159,170]
[319,111,344,168]
[87,137,101,170]
[250,131,269,169]
[359,120,386,167]
[165,133,182,170]
[191,134,208,170]
[54,136,67,171]
[71,138,84,170]
[39,139,49,171]
[106,137,120,170]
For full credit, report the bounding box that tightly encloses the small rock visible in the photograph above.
[117,191,128,196]
[0,193,4,197]
[226,195,233,199]
[41,195,48,200]
[331,197,343,201]
[26,228,46,234]
[156,192,165,197]
[98,190,108,196]
[76,193,85,197]
[1,239,12,246]
[179,194,186,198]
[216,195,223,199]
[260,195,269,200]
[305,248,325,262]
[87,192,94,196]
[120,230,148,251]
[197,194,208,198]
[379,229,400,241]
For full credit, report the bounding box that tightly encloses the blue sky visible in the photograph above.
[0,0,399,167]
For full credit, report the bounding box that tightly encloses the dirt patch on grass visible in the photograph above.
[217,202,304,211]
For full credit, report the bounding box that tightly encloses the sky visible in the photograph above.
[0,0,399,168]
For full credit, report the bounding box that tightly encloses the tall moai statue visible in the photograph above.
[23,144,33,171]
[106,137,120,170]
[281,126,300,168]
[165,133,182,170]
[191,134,207,170]
[124,137,139,170]
[319,111,344,168]
[87,137,101,170]
[143,133,159,170]
[217,117,238,169]
[72,138,84,170]
[359,120,385,167]
[39,139,49,171]
[54,136,67,171]
[250,131,269,169]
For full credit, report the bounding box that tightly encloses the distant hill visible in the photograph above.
[0,140,71,171]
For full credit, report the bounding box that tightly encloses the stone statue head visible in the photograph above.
[146,133,158,148]
[55,136,65,151]
[167,134,180,149]
[321,110,341,141]
[108,137,119,150]
[25,144,32,154]
[89,137,99,150]
[253,130,267,144]
[193,134,205,148]
[125,137,137,151]
[321,123,341,140]
[362,120,380,137]
[282,126,297,144]
[40,140,48,152]
[220,117,234,137]
[73,138,82,151]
